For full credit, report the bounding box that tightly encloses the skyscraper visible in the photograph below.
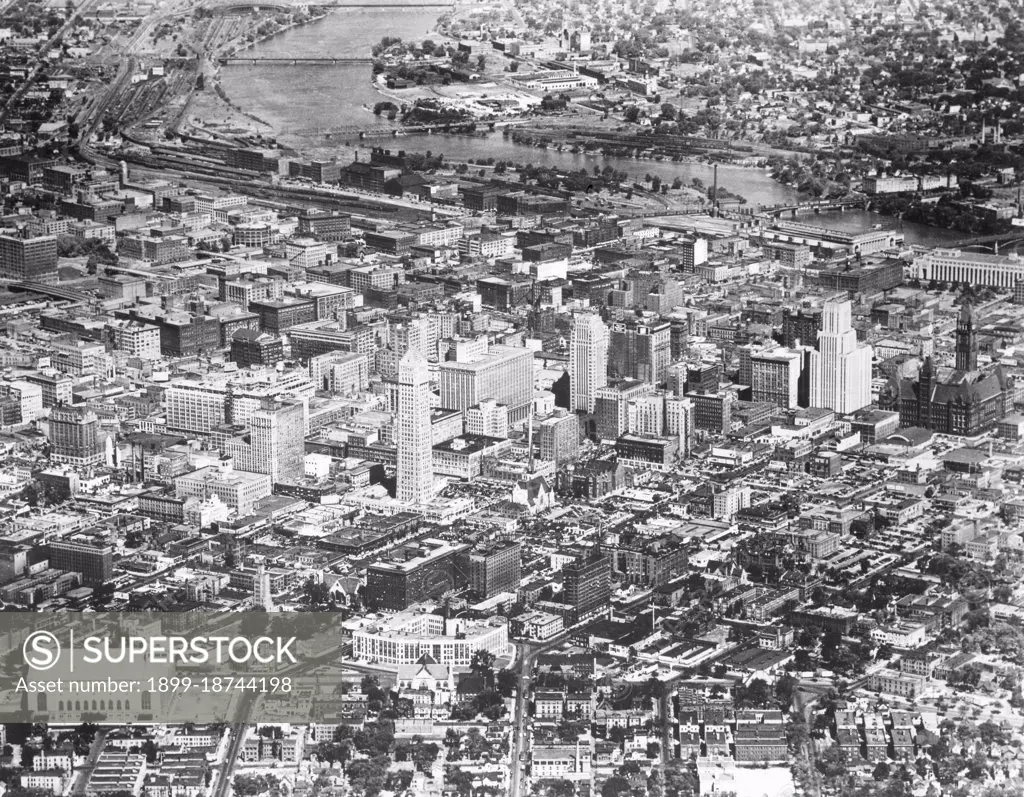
[751,348,804,409]
[563,548,611,623]
[666,396,694,458]
[809,299,872,414]
[570,313,609,413]
[537,409,580,464]
[608,318,671,385]
[397,351,434,505]
[594,380,654,441]
[234,398,306,484]
[437,345,533,422]
[463,539,522,600]
[49,406,103,465]
[0,233,58,284]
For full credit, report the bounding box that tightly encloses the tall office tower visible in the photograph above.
[242,398,306,483]
[737,344,755,390]
[809,299,873,414]
[751,348,804,409]
[570,313,609,412]
[666,362,688,397]
[955,302,978,372]
[608,318,671,385]
[627,393,665,436]
[49,405,104,465]
[537,409,580,464]
[684,361,722,395]
[594,380,655,441]
[397,351,434,505]
[437,345,533,422]
[464,539,522,600]
[0,233,58,284]
[782,306,822,348]
[164,382,228,434]
[308,350,371,394]
[563,548,611,623]
[666,396,694,458]
[392,316,433,361]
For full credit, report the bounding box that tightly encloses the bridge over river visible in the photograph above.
[757,198,871,218]
[210,1,453,14]
[218,56,373,65]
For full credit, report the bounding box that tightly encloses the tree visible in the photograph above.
[873,761,891,781]
[496,669,517,698]
[978,720,1009,746]
[140,739,159,763]
[662,760,696,797]
[817,745,848,778]
[303,576,331,607]
[21,745,39,770]
[470,649,496,686]
[660,103,676,121]
[774,673,797,709]
[602,776,631,797]
[623,106,640,123]
[21,482,39,507]
[787,720,809,753]
[346,756,388,796]
[733,678,772,708]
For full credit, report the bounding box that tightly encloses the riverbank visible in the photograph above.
[181,7,335,141]
[212,7,804,208]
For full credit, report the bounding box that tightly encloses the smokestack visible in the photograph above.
[711,163,718,218]
[119,160,128,187]
[526,406,534,472]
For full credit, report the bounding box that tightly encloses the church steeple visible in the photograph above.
[956,302,978,372]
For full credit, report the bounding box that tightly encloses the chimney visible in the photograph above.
[711,163,718,218]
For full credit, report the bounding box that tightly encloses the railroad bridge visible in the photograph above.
[210,1,454,14]
[218,56,373,65]
[758,198,871,218]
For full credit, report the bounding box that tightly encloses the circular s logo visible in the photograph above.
[23,631,61,671]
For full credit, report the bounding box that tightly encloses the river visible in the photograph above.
[219,9,955,245]
[218,8,802,208]
[795,210,966,247]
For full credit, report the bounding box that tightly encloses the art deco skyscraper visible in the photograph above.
[397,351,434,505]
[570,313,609,413]
[809,298,872,414]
